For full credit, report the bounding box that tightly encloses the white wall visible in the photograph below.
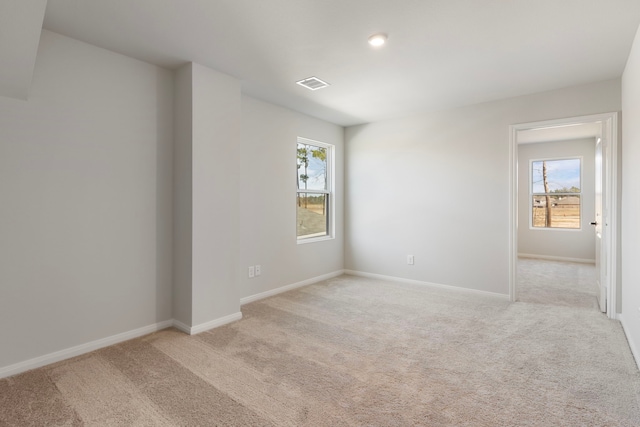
[172,63,193,326]
[621,25,640,364]
[0,32,344,372]
[173,63,243,330]
[345,79,620,295]
[517,138,596,262]
[191,63,241,326]
[239,96,344,300]
[0,30,174,369]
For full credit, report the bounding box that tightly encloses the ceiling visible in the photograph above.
[14,1,640,126]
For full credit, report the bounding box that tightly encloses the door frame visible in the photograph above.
[508,112,619,319]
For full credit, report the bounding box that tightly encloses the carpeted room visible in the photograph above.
[3,1,640,426]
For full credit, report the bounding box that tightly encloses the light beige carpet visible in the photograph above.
[517,257,599,309]
[1,270,639,426]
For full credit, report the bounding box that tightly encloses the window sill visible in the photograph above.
[297,235,334,245]
[528,227,583,232]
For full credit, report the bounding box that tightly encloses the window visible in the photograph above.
[296,138,333,242]
[531,158,581,229]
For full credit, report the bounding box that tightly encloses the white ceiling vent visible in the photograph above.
[296,76,330,91]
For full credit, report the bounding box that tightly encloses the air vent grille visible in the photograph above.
[296,76,330,91]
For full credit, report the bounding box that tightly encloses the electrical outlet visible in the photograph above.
[407,255,414,265]
[248,266,255,278]
[255,265,261,276]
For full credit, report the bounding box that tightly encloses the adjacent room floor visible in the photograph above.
[517,257,598,309]
[1,263,639,426]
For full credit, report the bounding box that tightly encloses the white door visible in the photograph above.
[594,137,606,313]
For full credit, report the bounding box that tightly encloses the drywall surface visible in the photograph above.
[517,138,596,261]
[0,0,46,99]
[190,63,241,325]
[0,30,174,369]
[345,79,620,295]
[172,63,193,326]
[621,25,640,365]
[239,96,344,299]
[173,63,242,328]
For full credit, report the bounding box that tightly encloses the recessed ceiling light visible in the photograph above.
[296,76,330,91]
[368,33,388,47]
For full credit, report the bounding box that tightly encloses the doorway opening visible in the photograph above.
[509,113,619,318]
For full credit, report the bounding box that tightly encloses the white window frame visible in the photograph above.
[296,137,334,244]
[529,156,583,231]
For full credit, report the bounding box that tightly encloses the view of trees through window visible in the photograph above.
[297,140,330,240]
[531,158,581,229]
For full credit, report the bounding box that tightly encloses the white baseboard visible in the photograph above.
[240,270,345,305]
[172,319,191,334]
[619,314,640,370]
[518,253,596,264]
[185,312,243,335]
[343,270,510,300]
[0,320,174,380]
[0,310,248,379]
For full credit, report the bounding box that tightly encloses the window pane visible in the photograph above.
[297,193,328,239]
[297,143,327,191]
[532,159,581,194]
[532,195,580,229]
